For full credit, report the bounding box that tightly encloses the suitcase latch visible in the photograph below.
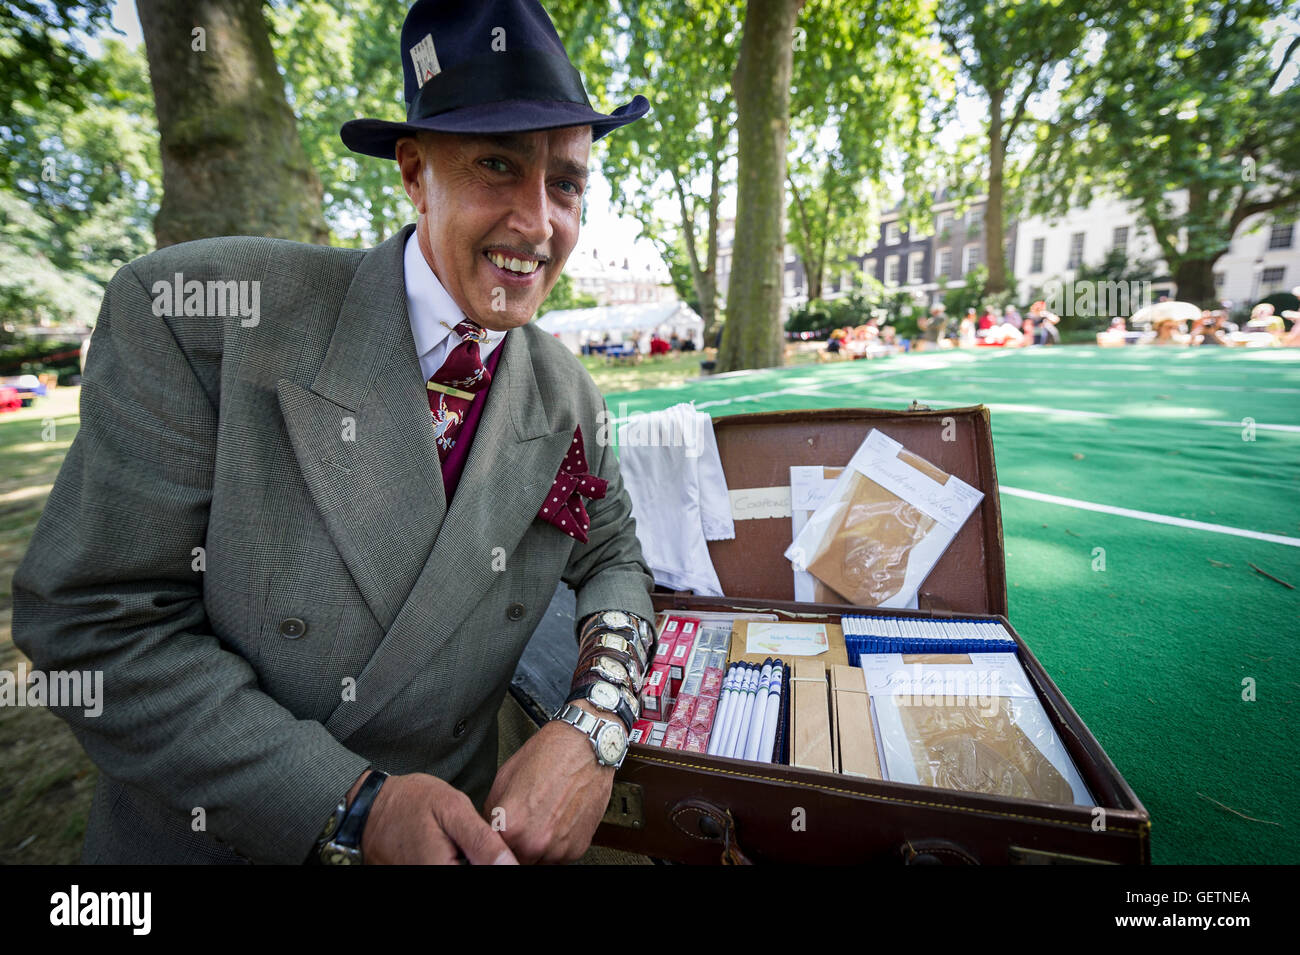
[601,781,645,829]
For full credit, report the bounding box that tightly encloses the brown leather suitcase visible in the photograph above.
[594,406,1151,864]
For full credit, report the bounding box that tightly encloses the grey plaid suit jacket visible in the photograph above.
[11,223,655,864]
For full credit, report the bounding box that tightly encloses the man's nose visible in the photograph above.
[505,172,554,248]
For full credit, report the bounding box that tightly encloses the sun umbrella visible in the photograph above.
[1129,301,1201,326]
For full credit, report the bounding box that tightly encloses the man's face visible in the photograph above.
[397,126,591,331]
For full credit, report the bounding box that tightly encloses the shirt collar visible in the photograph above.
[403,230,507,360]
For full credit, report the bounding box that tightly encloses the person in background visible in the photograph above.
[978,306,996,335]
[1021,316,1037,346]
[1192,310,1229,346]
[958,310,976,348]
[1003,303,1023,330]
[1151,317,1188,345]
[1028,300,1060,345]
[917,304,948,351]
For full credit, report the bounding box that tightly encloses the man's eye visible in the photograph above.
[481,158,509,173]
[557,180,581,195]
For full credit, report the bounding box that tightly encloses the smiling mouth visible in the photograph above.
[484,250,544,276]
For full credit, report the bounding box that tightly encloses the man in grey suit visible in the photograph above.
[12,0,657,864]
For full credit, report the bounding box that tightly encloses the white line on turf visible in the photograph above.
[1000,486,1300,547]
[1193,420,1300,433]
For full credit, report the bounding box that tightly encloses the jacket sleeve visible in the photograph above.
[561,395,656,639]
[10,262,370,864]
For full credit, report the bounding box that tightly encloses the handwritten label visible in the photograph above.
[728,485,792,521]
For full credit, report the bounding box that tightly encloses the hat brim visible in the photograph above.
[340,95,649,159]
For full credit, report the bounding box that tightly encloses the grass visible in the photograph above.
[0,386,95,864]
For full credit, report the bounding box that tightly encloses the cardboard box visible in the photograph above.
[790,658,833,773]
[829,664,881,779]
[640,664,672,718]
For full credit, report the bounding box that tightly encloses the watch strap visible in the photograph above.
[321,769,388,864]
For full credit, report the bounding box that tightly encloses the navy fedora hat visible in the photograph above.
[340,0,649,159]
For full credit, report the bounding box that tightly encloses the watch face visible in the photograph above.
[596,722,627,765]
[618,685,640,717]
[589,681,619,709]
[598,634,628,654]
[594,657,629,684]
[600,611,631,631]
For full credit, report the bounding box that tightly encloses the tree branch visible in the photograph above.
[1230,186,1300,234]
[1002,53,1049,148]
[1270,35,1300,91]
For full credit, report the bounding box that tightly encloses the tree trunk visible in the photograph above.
[139,0,328,247]
[719,0,803,372]
[1172,256,1220,308]
[984,85,1009,296]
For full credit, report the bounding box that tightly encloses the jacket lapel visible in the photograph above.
[277,224,445,631]
[323,322,575,741]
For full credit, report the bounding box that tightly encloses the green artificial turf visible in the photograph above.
[605,345,1300,865]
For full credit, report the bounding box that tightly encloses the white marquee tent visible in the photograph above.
[536,300,705,353]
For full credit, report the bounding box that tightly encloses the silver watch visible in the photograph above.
[551,702,629,769]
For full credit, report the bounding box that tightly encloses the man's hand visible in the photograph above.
[485,701,616,864]
[351,771,518,865]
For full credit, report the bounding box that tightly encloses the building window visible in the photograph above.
[962,244,981,275]
[1067,232,1085,269]
[967,206,983,231]
[1268,224,1294,250]
[885,255,901,285]
[1261,266,1287,294]
[784,270,795,296]
[784,244,796,263]
[885,221,901,245]
[1030,237,1045,273]
[1214,272,1224,290]
[937,248,953,279]
[908,252,925,284]
[1112,226,1129,254]
[863,258,876,281]
[936,211,950,234]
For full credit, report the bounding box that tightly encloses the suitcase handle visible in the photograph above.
[901,838,979,865]
[669,799,753,865]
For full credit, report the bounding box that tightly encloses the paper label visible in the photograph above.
[728,485,792,521]
[745,622,829,657]
[850,430,982,533]
[410,34,441,87]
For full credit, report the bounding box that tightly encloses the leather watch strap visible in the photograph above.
[575,643,642,685]
[319,769,388,864]
[566,684,637,732]
[569,670,642,719]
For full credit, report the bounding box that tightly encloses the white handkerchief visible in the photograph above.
[618,403,732,596]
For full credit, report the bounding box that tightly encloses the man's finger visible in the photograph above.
[438,797,518,865]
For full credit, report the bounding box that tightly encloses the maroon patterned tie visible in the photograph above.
[427,319,492,462]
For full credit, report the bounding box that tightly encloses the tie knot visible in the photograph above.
[455,319,489,344]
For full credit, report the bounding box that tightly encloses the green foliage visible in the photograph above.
[537,272,598,316]
[269,0,410,245]
[0,1,115,189]
[940,265,987,317]
[786,0,951,301]
[1026,0,1300,290]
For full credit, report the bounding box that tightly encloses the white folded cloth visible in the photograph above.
[618,403,734,596]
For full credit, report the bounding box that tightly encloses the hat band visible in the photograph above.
[408,50,592,122]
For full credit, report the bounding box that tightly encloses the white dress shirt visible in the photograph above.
[404,230,507,382]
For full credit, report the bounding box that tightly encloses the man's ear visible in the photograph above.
[395,136,427,212]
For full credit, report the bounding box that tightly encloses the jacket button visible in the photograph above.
[453,719,469,738]
[279,617,307,639]
[506,603,525,621]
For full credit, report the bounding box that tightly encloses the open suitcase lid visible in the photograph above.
[701,405,1007,618]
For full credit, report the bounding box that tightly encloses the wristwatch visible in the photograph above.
[570,671,641,721]
[566,680,637,732]
[313,769,388,865]
[581,610,654,660]
[575,641,643,686]
[584,631,648,672]
[577,652,637,692]
[551,702,629,769]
